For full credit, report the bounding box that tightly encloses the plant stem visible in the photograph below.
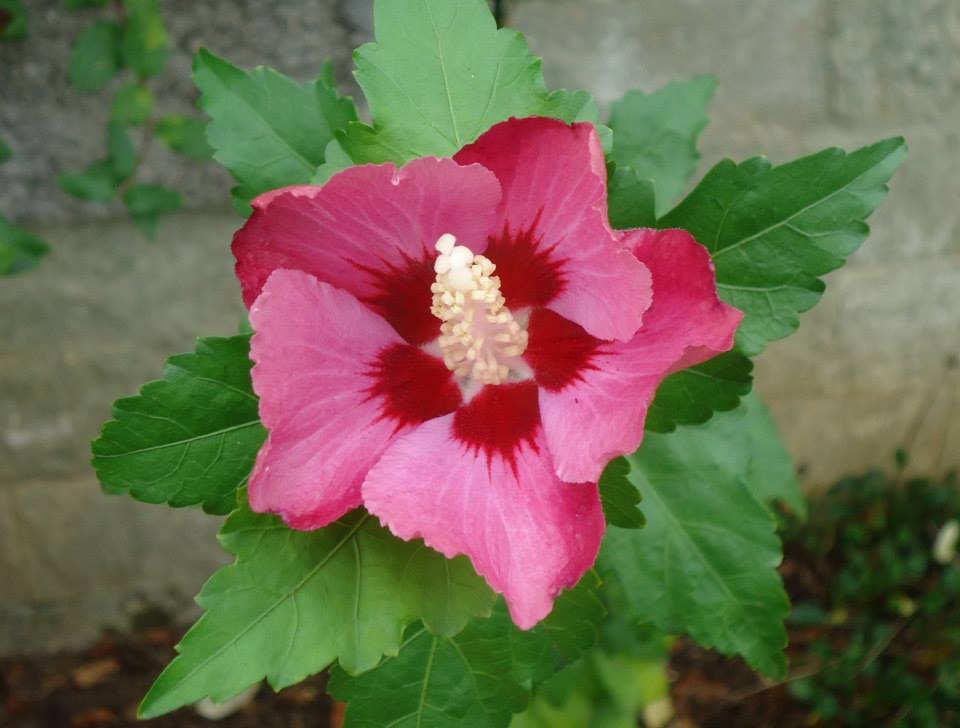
[492,0,507,27]
[110,1,155,199]
[117,114,155,197]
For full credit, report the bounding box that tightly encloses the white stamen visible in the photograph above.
[430,234,530,386]
[435,233,457,256]
[449,245,473,269]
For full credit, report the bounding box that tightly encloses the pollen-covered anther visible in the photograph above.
[431,234,529,385]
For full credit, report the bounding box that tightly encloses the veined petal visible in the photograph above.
[249,269,460,530]
[455,117,651,341]
[234,158,502,345]
[626,228,744,374]
[529,228,743,483]
[362,382,604,629]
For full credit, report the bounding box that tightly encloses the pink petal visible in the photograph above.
[233,158,502,346]
[454,117,651,341]
[528,228,743,483]
[362,382,605,629]
[249,269,461,530]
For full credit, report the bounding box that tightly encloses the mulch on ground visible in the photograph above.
[0,626,335,728]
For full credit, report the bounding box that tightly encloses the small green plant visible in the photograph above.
[782,470,960,726]
[58,0,212,239]
[2,0,216,276]
[0,0,27,41]
[0,1,50,274]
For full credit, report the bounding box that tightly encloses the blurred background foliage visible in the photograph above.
[56,0,211,238]
[778,469,960,726]
[1,0,212,274]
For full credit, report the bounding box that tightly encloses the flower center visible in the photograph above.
[430,234,529,386]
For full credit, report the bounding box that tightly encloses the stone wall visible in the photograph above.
[1,0,957,654]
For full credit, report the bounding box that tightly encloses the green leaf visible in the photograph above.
[599,457,644,529]
[598,400,796,679]
[193,48,358,208]
[645,350,754,433]
[606,166,656,230]
[121,0,168,78]
[66,0,108,8]
[122,183,182,239]
[511,662,593,728]
[123,184,182,215]
[0,213,50,275]
[92,334,264,513]
[68,20,122,92]
[331,578,603,727]
[720,391,805,515]
[541,89,612,153]
[155,115,213,160]
[316,68,360,140]
[311,138,355,185]
[0,134,11,163]
[596,595,671,662]
[660,137,907,356]
[513,653,664,728]
[111,82,154,125]
[540,89,600,125]
[138,503,495,719]
[511,665,589,728]
[60,124,137,203]
[0,0,27,41]
[401,543,498,638]
[609,76,716,216]
[508,573,606,685]
[107,121,137,180]
[229,185,257,217]
[57,159,118,201]
[595,652,669,721]
[341,0,596,164]
[331,618,528,728]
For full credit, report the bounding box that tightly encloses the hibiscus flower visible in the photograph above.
[232,117,741,629]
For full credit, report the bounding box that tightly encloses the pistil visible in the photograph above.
[430,234,529,386]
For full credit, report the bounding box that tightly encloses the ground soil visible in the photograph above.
[667,638,811,728]
[0,626,336,728]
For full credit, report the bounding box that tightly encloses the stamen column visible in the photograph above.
[430,234,529,386]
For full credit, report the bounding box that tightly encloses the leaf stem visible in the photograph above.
[117,114,156,197]
[492,0,508,27]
